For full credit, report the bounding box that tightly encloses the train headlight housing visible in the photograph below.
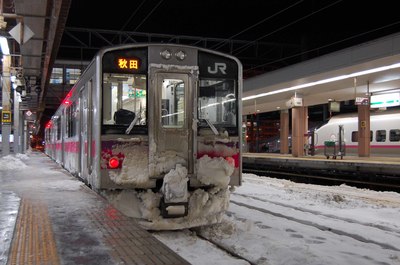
[160,49,172,60]
[175,50,186,61]
[109,157,120,169]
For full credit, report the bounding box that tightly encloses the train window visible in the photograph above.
[351,130,373,142]
[376,130,386,142]
[56,118,61,140]
[198,79,237,135]
[351,131,358,142]
[102,73,147,127]
[66,103,77,138]
[161,79,185,128]
[389,129,400,142]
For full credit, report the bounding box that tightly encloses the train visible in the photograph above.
[313,109,400,157]
[44,43,243,230]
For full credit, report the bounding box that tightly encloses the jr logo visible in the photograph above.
[207,63,227,75]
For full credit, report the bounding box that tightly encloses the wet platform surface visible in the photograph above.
[0,151,190,265]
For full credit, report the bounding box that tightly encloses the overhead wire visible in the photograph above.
[133,0,165,32]
[245,20,400,75]
[110,0,164,43]
[232,0,344,56]
[211,0,305,51]
[110,0,148,43]
[118,0,148,32]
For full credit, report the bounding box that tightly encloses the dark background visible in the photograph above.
[61,0,400,78]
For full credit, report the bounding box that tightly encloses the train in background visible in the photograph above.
[313,109,400,156]
[44,43,242,230]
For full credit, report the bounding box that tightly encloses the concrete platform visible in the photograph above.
[243,152,400,176]
[0,151,190,265]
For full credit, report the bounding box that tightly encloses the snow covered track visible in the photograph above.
[153,174,400,265]
[230,195,400,251]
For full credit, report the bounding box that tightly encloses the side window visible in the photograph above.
[390,129,400,142]
[56,118,61,140]
[351,131,373,142]
[351,131,358,142]
[376,130,386,142]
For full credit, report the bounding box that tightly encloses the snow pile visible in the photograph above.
[108,144,151,186]
[105,156,233,230]
[0,154,28,171]
[161,164,188,203]
[197,155,234,187]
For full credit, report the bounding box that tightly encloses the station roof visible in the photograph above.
[243,33,400,115]
[0,0,70,127]
[1,1,400,133]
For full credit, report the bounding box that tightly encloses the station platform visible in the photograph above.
[0,151,190,265]
[243,152,400,190]
[243,152,400,174]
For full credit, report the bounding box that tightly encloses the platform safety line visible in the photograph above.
[8,198,61,265]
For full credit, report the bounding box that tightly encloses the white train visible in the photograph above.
[44,43,242,230]
[313,109,400,157]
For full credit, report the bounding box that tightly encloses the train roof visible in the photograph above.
[328,108,399,123]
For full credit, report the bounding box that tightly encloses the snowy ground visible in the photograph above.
[1,152,400,265]
[153,174,400,265]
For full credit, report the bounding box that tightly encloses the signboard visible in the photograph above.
[1,110,11,124]
[329,101,340,112]
[370,93,400,108]
[355,97,369,106]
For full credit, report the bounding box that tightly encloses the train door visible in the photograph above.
[149,71,195,176]
[79,81,93,182]
[77,97,82,175]
[61,108,66,166]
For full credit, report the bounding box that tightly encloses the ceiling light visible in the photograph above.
[0,36,10,55]
[243,62,400,101]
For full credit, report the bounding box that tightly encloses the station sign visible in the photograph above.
[370,93,400,108]
[355,97,369,106]
[1,110,11,124]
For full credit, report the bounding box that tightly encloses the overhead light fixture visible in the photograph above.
[0,36,10,55]
[243,62,400,101]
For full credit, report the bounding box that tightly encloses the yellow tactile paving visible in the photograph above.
[8,198,60,265]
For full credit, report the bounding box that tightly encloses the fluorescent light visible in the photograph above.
[243,62,400,101]
[0,36,9,55]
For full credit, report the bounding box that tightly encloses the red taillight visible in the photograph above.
[109,157,120,169]
[225,156,235,167]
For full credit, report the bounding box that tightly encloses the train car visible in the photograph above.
[314,109,400,156]
[44,43,242,230]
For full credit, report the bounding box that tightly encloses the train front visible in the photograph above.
[100,44,242,230]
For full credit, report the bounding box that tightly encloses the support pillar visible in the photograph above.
[1,55,12,156]
[280,109,289,154]
[358,104,370,157]
[13,90,20,153]
[291,106,308,157]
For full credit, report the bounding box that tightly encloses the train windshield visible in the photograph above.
[102,73,147,127]
[198,79,238,135]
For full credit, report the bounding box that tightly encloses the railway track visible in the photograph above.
[151,174,400,264]
[242,166,400,192]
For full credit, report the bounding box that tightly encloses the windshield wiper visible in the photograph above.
[203,119,219,136]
